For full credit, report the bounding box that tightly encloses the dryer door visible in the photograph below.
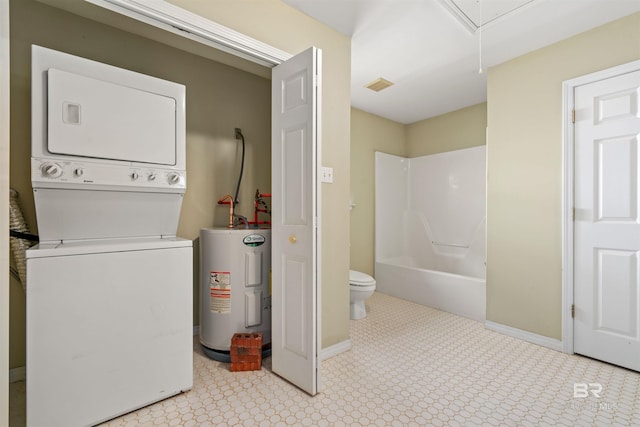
[47,68,177,166]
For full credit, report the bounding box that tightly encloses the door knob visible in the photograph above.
[289,235,297,244]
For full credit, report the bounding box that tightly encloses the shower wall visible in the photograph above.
[375,147,486,277]
[374,152,408,261]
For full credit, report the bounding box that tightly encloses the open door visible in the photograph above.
[271,47,321,395]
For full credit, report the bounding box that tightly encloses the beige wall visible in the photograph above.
[350,108,405,276]
[167,0,352,349]
[406,103,487,157]
[486,12,640,339]
[9,0,273,367]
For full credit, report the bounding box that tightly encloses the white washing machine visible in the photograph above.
[26,238,192,426]
[26,46,192,426]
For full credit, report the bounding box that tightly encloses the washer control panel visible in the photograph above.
[32,158,186,190]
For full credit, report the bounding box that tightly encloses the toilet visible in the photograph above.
[349,270,376,320]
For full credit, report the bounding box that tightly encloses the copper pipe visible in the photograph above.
[218,194,235,228]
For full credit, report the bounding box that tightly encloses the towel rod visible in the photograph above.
[431,241,469,249]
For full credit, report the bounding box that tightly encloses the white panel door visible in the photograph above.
[574,69,640,371]
[271,47,321,395]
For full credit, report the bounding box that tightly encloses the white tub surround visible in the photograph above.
[375,148,486,321]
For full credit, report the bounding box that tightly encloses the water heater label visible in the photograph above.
[209,271,231,314]
[243,234,265,247]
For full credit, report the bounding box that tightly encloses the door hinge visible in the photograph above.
[571,109,575,124]
[571,304,575,319]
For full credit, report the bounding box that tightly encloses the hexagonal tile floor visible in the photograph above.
[10,292,640,426]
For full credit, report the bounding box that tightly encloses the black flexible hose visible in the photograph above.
[233,130,245,208]
[10,229,39,242]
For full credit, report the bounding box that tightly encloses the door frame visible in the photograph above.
[561,59,640,354]
[84,0,291,66]
[1,0,10,422]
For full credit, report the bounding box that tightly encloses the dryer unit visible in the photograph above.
[30,45,186,242]
[27,46,192,427]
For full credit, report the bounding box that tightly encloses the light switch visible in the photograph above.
[321,166,334,183]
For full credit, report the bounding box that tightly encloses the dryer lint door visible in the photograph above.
[47,68,177,165]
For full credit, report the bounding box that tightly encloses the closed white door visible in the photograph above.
[574,68,640,371]
[271,47,321,395]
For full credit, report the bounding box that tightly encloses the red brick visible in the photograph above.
[230,333,262,371]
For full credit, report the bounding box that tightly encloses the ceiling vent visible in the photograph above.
[365,77,394,92]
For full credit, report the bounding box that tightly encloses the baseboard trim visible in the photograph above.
[9,366,26,383]
[320,339,351,360]
[485,320,563,352]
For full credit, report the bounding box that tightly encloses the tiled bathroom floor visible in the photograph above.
[10,292,640,426]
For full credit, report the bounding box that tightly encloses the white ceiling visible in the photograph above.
[281,0,640,124]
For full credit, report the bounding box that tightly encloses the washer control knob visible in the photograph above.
[148,172,156,181]
[41,163,62,178]
[168,172,181,185]
[131,171,139,181]
[74,167,84,177]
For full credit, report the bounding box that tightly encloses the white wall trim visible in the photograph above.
[1,0,10,423]
[85,0,292,67]
[561,59,640,355]
[320,339,351,361]
[561,72,576,355]
[485,320,563,352]
[9,366,26,384]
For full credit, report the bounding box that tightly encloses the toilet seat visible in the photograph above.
[349,270,376,320]
[350,270,376,287]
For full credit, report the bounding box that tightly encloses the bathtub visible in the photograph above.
[375,256,486,322]
[374,149,487,322]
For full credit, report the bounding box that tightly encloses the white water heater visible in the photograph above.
[200,228,271,361]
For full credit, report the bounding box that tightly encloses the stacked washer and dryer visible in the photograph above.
[26,46,192,426]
